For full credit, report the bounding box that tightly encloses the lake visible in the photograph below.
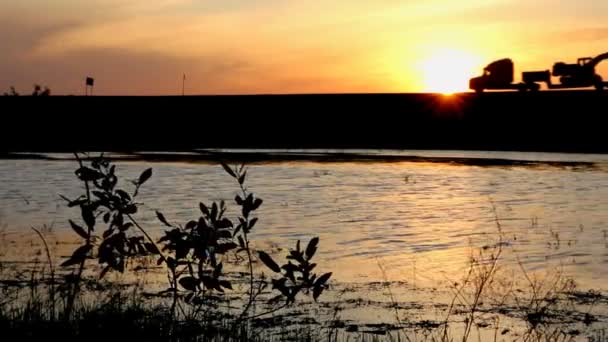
[1,150,607,291]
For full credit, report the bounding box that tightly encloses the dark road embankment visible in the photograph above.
[2,91,607,152]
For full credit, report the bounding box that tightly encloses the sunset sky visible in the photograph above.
[2,0,608,95]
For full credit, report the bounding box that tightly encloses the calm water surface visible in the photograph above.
[1,150,607,290]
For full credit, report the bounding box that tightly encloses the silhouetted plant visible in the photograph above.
[258,237,332,304]
[55,153,332,325]
[59,153,156,318]
[155,199,236,315]
[220,162,263,316]
[155,161,332,321]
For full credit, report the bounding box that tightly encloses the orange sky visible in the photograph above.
[2,0,608,95]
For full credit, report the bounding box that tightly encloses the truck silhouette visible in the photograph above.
[469,52,608,92]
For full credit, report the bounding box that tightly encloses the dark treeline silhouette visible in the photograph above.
[3,84,51,96]
[1,91,607,153]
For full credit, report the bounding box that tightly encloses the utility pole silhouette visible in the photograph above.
[182,74,186,96]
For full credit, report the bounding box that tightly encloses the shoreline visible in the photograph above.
[0,150,604,168]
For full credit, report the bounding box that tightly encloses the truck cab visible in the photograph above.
[469,59,517,92]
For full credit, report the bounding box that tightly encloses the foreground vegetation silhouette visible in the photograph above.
[0,153,332,341]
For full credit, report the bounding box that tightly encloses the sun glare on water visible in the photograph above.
[420,49,481,95]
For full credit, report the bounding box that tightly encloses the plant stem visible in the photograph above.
[236,172,255,316]
[65,152,91,320]
[30,226,55,320]
[125,213,178,320]
[126,214,167,264]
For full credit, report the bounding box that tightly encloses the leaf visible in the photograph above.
[144,243,159,254]
[258,251,281,273]
[215,242,237,254]
[102,229,113,239]
[313,285,324,301]
[216,218,233,229]
[272,278,287,290]
[252,198,263,211]
[68,198,87,208]
[166,257,176,270]
[248,218,258,231]
[306,237,319,260]
[185,220,197,230]
[219,280,232,290]
[119,222,133,232]
[69,220,88,239]
[281,262,299,273]
[138,168,152,185]
[136,243,146,255]
[238,169,247,185]
[103,212,111,224]
[211,202,218,221]
[99,265,111,279]
[235,195,243,205]
[75,167,103,181]
[288,250,305,263]
[92,191,106,200]
[124,204,137,214]
[61,244,93,267]
[112,213,124,229]
[238,236,245,249]
[272,278,291,298]
[60,257,81,267]
[245,193,254,206]
[176,244,189,260]
[179,276,199,291]
[156,211,171,227]
[197,216,207,230]
[314,272,332,287]
[220,161,237,178]
[217,229,232,239]
[199,202,210,216]
[200,276,218,291]
[81,206,95,230]
[115,189,131,202]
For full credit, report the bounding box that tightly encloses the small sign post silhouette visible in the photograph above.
[85,77,95,96]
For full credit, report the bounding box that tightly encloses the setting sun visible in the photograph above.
[420,49,481,94]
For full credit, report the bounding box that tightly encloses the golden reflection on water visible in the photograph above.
[1,157,608,293]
